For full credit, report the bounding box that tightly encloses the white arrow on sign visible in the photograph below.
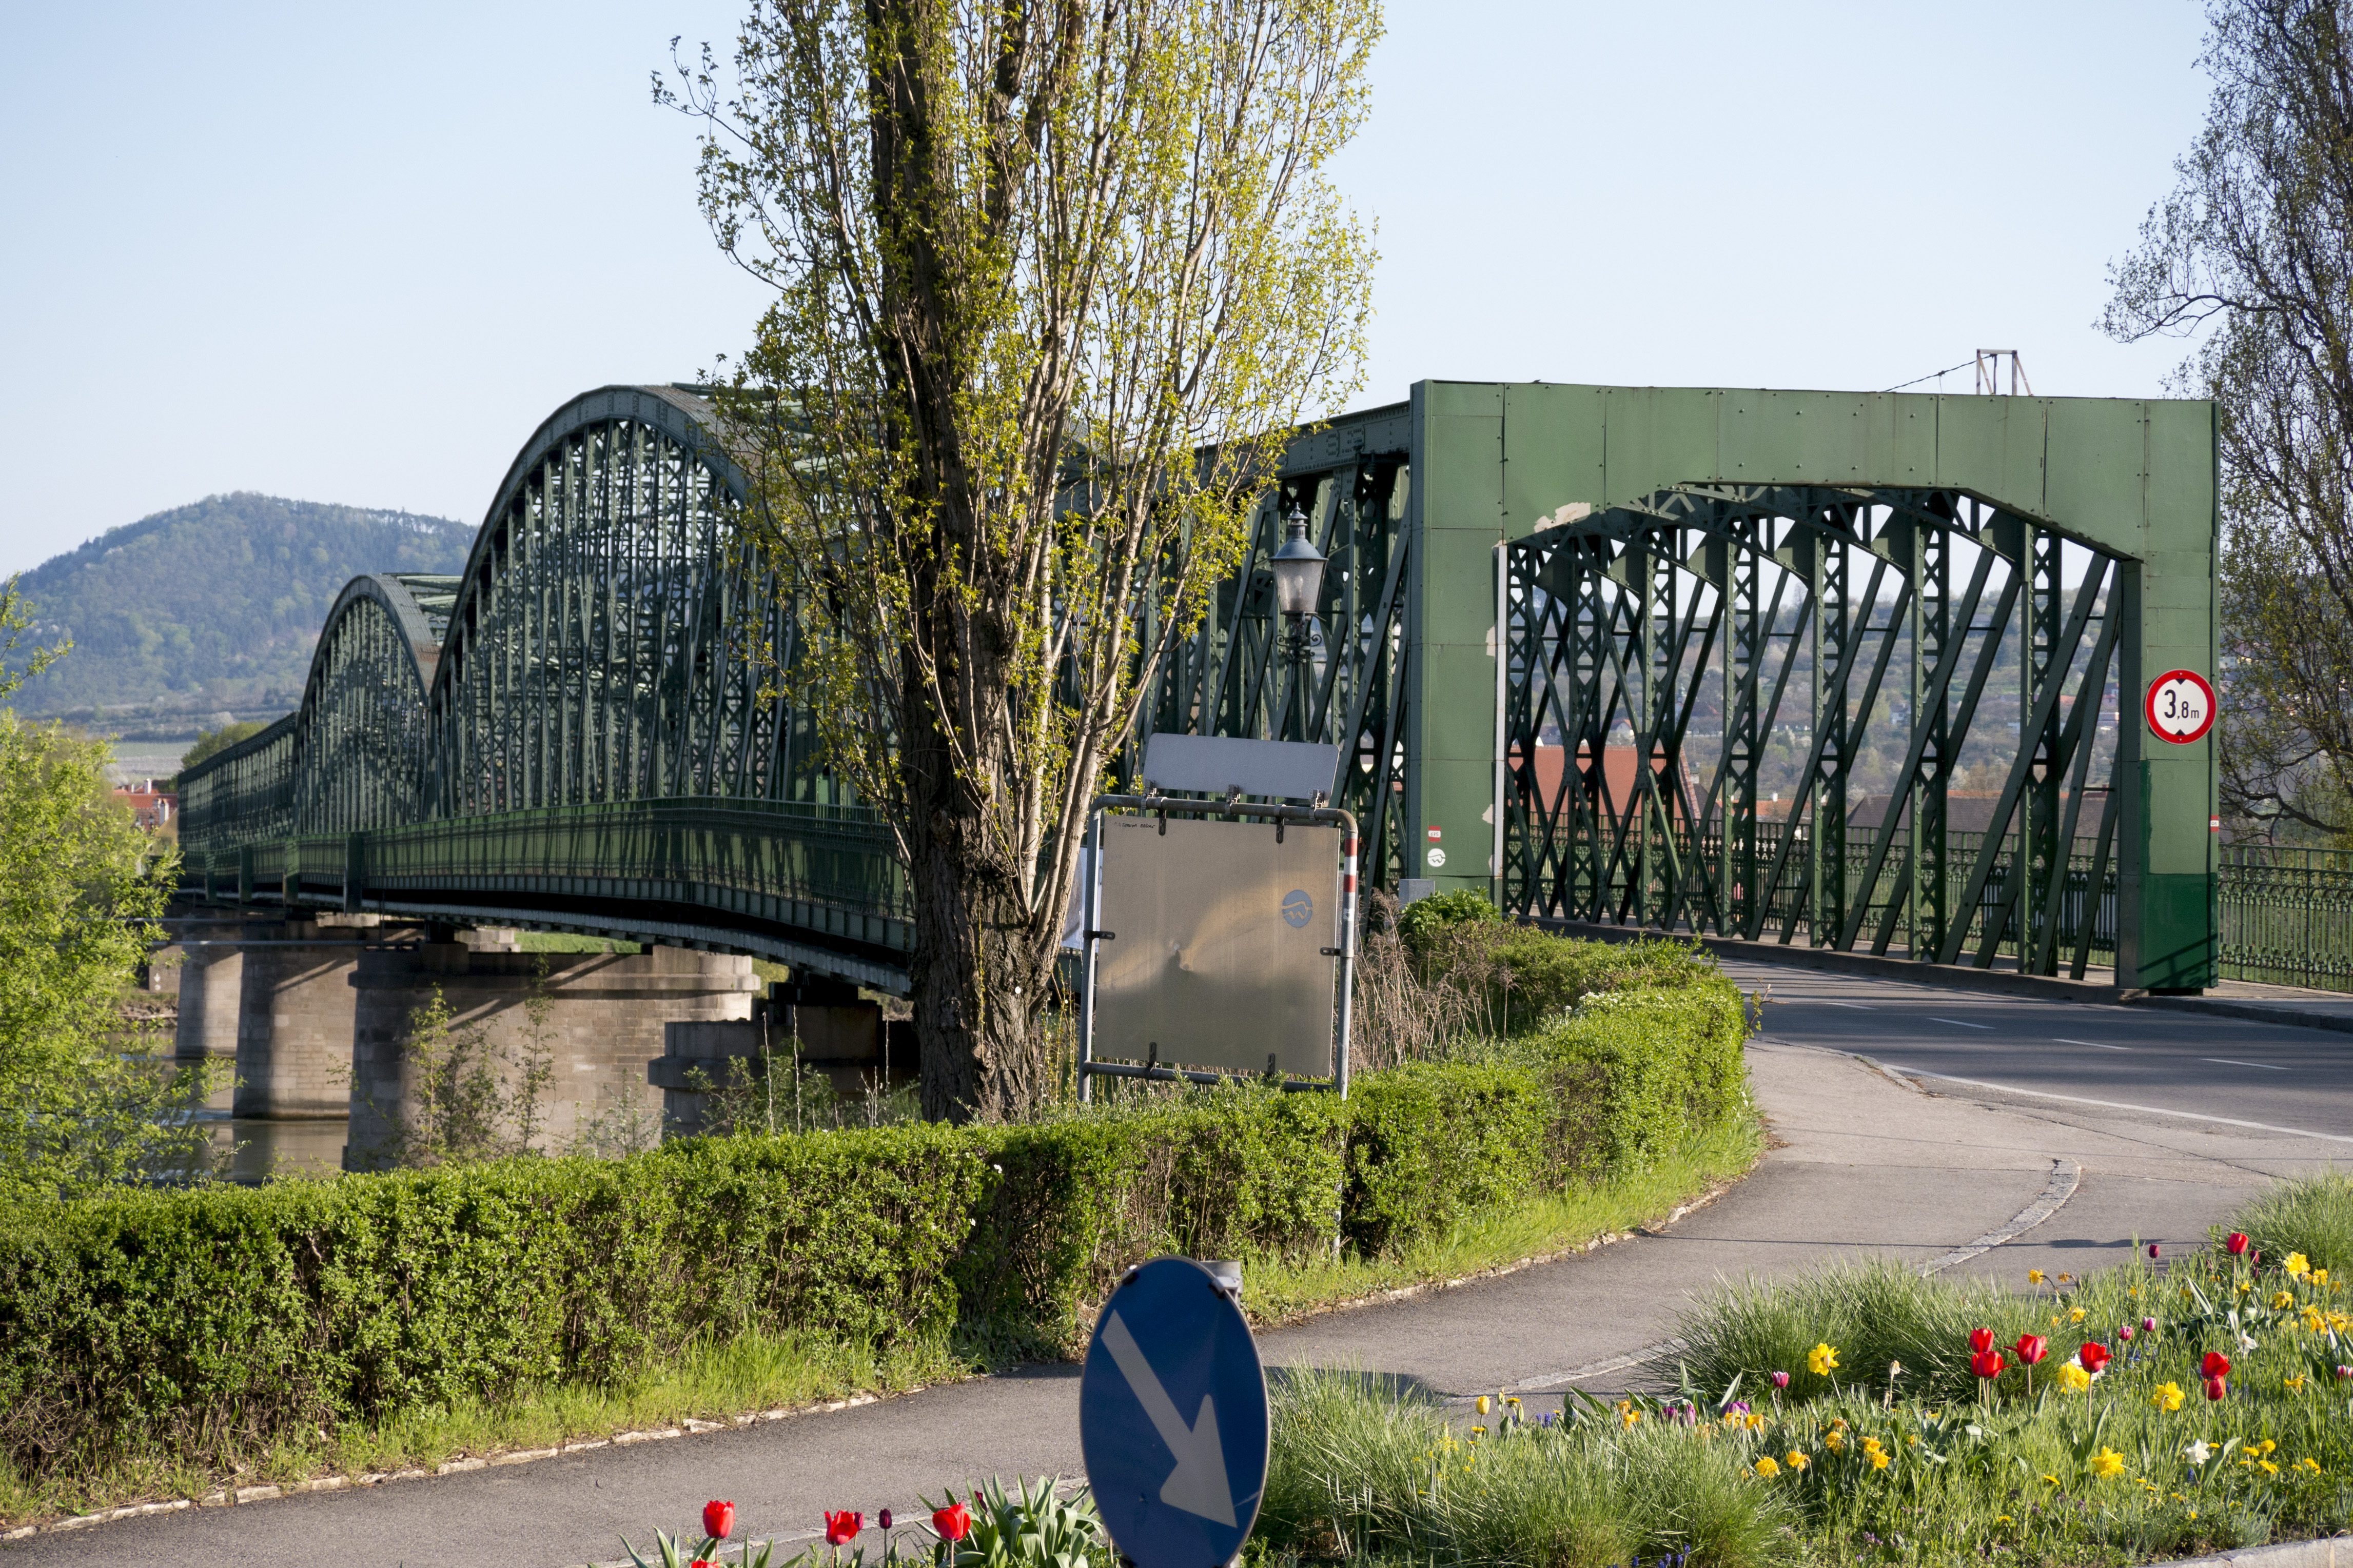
[1100,1309,1237,1526]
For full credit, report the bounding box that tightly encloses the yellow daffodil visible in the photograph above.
[1825,1429,1845,1452]
[1754,1456,1780,1478]
[2301,1457,2324,1473]
[2056,1362,2092,1393]
[1744,1411,1764,1430]
[1809,1342,1840,1376]
[2287,1252,2311,1277]
[2028,1269,2046,1283]
[1994,1515,2012,1525]
[2274,1290,2297,1309]
[2260,1459,2281,1475]
[1868,1449,1890,1470]
[1622,1408,1640,1428]
[2152,1381,2185,1411]
[2091,1447,2126,1478]
[2286,1376,2308,1392]
[2303,1306,2327,1334]
[1861,1436,1883,1453]
[2042,1473,2061,1485]
[2069,1306,2087,1322]
[2059,1273,2075,1283]
[1786,1451,1810,1472]
[1721,1412,1740,1428]
[2260,1439,2279,1454]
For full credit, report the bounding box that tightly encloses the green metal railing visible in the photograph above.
[2217,845,2353,991]
[183,797,910,956]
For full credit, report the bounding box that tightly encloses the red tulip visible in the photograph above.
[825,1512,864,1546]
[2228,1233,2250,1256]
[2336,1364,2352,1382]
[1769,1370,1790,1390]
[1971,1349,2006,1380]
[1969,1327,1995,1354]
[933,1503,972,1542]
[2077,1343,2111,1375]
[2014,1335,2048,1365]
[2202,1351,2231,1380]
[2148,1242,2161,1259]
[879,1511,894,1532]
[2205,1375,2228,1401]
[703,1501,736,1541]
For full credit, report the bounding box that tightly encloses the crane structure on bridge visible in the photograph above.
[177,381,2221,991]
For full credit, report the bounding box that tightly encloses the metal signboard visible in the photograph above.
[1141,732,1340,803]
[1079,1257,1268,1568]
[1089,812,1340,1079]
[2145,668,2217,745]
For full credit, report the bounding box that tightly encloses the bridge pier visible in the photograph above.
[169,909,279,1111]
[234,917,428,1120]
[346,943,759,1169]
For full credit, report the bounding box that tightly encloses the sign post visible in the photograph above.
[1079,1257,1269,1568]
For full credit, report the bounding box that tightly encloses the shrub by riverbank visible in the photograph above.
[0,934,1751,1526]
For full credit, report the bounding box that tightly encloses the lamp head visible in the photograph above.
[1269,505,1326,621]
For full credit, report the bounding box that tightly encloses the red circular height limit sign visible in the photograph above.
[2145,668,2216,744]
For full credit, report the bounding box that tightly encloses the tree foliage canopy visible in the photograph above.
[0,580,211,1200]
[664,0,1379,1116]
[2104,0,2353,838]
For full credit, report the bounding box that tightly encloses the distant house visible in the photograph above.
[112,780,176,830]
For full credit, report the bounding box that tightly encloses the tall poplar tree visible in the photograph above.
[663,0,1379,1118]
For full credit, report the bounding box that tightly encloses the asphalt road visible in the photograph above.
[1728,960,2353,1144]
[14,958,2353,1567]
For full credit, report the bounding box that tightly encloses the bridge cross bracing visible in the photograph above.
[177,381,2223,993]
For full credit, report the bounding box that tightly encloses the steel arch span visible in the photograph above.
[177,380,2218,993]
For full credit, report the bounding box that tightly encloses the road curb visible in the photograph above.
[2134,994,2353,1037]
[2163,1536,2353,1568]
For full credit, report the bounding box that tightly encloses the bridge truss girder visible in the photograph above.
[1503,483,2125,976]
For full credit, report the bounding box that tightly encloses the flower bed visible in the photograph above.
[1257,1187,2353,1567]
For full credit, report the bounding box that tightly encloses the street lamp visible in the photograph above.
[1269,505,1326,738]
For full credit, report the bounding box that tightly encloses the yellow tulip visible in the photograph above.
[2091,1447,2126,1478]
[1476,1395,1490,1415]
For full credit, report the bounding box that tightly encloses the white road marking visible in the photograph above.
[1873,1063,2353,1143]
[2203,1058,2290,1071]
[2055,1038,2130,1050]
[1928,1017,1995,1029]
[1825,1001,1876,1009]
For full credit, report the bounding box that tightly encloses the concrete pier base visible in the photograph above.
[235,919,425,1119]
[346,944,759,1169]
[171,911,276,1112]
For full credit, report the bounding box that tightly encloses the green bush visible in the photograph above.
[0,949,1749,1488]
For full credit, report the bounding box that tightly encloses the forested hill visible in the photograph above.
[9,492,474,720]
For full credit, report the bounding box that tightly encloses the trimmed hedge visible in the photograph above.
[0,940,1747,1481]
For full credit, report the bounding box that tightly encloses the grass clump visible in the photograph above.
[1257,1371,1793,1568]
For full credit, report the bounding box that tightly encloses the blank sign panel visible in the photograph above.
[1093,814,1340,1077]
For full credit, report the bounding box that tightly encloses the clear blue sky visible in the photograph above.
[0,1,2211,579]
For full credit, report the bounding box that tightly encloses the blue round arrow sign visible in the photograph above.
[1080,1257,1268,1568]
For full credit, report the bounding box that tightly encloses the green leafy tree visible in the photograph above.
[2102,0,2353,840]
[179,719,268,776]
[0,579,214,1199]
[663,0,1380,1119]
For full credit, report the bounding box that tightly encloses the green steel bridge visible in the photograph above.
[180,381,2250,994]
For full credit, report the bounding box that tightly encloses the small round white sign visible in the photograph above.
[2144,668,2217,745]
[1426,846,1446,869]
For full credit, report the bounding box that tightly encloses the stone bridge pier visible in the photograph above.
[345,943,759,1169]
